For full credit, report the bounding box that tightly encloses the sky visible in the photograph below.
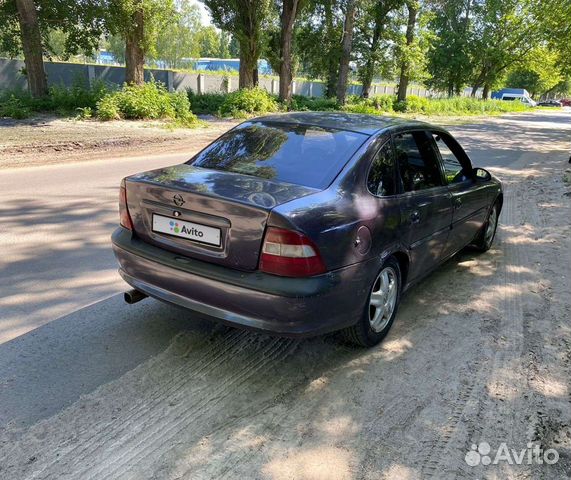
[195,2,213,26]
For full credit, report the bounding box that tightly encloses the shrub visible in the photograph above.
[48,78,108,113]
[289,95,339,111]
[367,94,395,111]
[95,95,120,120]
[219,87,279,117]
[343,103,383,115]
[187,90,227,115]
[0,94,31,119]
[393,95,430,113]
[96,81,198,126]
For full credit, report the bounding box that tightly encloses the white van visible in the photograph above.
[501,93,537,107]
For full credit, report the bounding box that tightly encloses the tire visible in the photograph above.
[473,200,500,252]
[343,256,402,347]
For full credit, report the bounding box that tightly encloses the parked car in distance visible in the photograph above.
[560,98,571,107]
[112,113,503,347]
[537,99,562,107]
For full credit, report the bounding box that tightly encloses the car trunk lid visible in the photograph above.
[124,164,318,271]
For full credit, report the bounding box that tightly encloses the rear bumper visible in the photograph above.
[111,227,374,337]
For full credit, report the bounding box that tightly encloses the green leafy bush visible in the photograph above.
[367,94,395,111]
[393,95,430,113]
[289,95,339,111]
[219,87,279,117]
[48,79,108,113]
[0,94,31,119]
[96,81,198,126]
[187,90,228,115]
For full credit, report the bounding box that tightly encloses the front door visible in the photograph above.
[430,131,490,256]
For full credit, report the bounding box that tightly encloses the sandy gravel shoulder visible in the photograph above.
[0,111,570,480]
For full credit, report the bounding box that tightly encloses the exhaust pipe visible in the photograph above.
[124,289,148,304]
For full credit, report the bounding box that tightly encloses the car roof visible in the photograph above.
[251,112,433,135]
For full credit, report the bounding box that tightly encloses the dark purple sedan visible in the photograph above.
[112,112,502,346]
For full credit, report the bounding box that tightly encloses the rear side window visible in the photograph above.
[189,122,367,189]
[394,131,443,192]
[367,141,396,196]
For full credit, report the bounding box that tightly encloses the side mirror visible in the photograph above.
[473,167,491,181]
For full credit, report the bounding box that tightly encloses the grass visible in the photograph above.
[185,88,531,118]
[1,81,532,125]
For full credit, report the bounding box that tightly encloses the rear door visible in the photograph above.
[393,130,453,281]
[430,131,490,256]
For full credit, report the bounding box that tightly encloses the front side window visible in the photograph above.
[431,133,468,184]
[189,122,367,189]
[367,141,396,196]
[394,131,443,192]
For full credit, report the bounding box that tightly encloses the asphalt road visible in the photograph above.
[1,111,570,480]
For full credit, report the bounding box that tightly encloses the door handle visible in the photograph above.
[410,210,421,224]
[453,198,462,210]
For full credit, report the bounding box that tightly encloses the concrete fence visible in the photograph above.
[0,58,476,99]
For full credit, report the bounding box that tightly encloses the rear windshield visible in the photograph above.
[189,121,368,189]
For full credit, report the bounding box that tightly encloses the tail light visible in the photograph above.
[119,180,134,231]
[260,227,326,277]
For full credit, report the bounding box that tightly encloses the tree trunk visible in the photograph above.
[361,1,396,98]
[15,0,47,98]
[238,40,256,89]
[470,67,487,97]
[482,83,490,100]
[397,1,417,102]
[361,15,384,98]
[125,6,145,85]
[336,0,357,105]
[278,0,300,104]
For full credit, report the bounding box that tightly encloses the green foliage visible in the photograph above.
[106,0,175,60]
[392,96,528,115]
[393,94,429,112]
[0,94,31,119]
[48,79,108,112]
[187,90,228,115]
[96,81,198,126]
[219,87,279,117]
[289,95,340,111]
[505,46,564,97]
[0,79,108,118]
[0,0,107,59]
[368,94,396,111]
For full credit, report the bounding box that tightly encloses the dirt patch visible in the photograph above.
[0,115,239,169]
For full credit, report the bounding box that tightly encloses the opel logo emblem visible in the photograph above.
[173,194,185,207]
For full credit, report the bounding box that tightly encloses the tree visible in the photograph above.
[505,47,563,98]
[202,0,271,89]
[396,1,417,101]
[336,0,356,104]
[1,0,106,96]
[277,0,304,103]
[154,1,202,68]
[197,26,221,57]
[296,0,344,97]
[426,0,474,97]
[14,0,47,97]
[107,0,174,84]
[468,0,540,98]
[354,0,402,98]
